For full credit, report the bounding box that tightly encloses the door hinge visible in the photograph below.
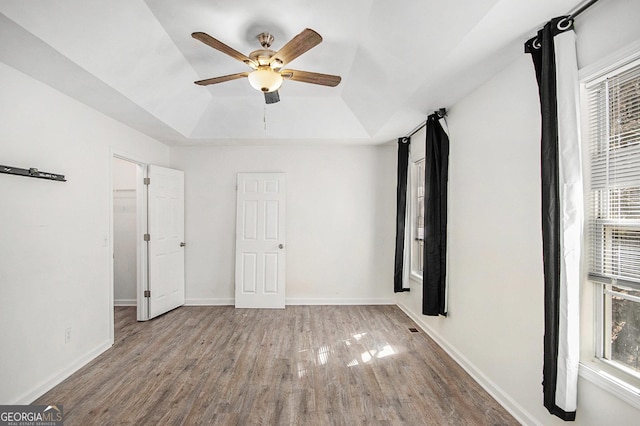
[144,290,151,298]
[144,177,150,185]
[144,233,150,241]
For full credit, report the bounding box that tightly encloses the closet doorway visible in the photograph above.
[111,155,185,322]
[113,157,139,308]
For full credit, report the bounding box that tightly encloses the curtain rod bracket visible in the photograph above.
[434,108,447,119]
[404,107,448,138]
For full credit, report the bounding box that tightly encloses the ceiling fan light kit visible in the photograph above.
[192,28,341,103]
[248,68,283,93]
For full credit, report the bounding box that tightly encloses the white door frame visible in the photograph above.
[110,151,150,325]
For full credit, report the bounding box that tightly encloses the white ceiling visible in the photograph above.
[0,0,585,146]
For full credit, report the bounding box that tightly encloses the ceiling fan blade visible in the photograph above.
[270,29,322,67]
[280,69,341,87]
[264,91,280,104]
[194,72,249,86]
[192,32,257,68]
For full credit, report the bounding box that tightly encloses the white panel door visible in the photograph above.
[235,173,286,309]
[147,165,185,319]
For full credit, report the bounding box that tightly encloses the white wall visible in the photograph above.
[397,0,640,424]
[0,62,169,404]
[112,157,137,304]
[170,145,396,305]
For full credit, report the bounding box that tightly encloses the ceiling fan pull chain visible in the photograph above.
[264,104,267,131]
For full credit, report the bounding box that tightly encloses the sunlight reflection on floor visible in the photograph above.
[296,331,403,376]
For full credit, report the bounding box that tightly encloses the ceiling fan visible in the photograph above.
[192,28,341,104]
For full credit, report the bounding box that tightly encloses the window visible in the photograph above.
[587,59,640,378]
[411,158,425,277]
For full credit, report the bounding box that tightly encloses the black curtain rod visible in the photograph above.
[0,164,66,182]
[405,108,447,138]
[406,122,426,139]
[568,0,599,20]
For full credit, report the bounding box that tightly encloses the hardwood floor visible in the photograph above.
[35,305,518,425]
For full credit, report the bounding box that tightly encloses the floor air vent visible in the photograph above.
[408,327,419,333]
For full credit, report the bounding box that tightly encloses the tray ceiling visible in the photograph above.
[0,0,585,145]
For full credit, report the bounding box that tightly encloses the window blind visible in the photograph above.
[588,61,640,291]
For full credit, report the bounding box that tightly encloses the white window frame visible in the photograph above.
[410,157,425,281]
[579,41,640,410]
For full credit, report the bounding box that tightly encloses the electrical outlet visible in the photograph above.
[65,327,71,343]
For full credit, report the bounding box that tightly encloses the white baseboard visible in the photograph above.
[114,299,136,306]
[286,298,394,305]
[185,298,233,306]
[184,298,394,306]
[13,339,113,405]
[396,302,538,426]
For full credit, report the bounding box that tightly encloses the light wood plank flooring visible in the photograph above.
[35,305,518,425]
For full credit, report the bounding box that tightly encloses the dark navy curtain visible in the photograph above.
[394,137,411,292]
[422,114,449,316]
[525,16,582,421]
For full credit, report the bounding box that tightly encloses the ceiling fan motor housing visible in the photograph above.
[249,49,276,67]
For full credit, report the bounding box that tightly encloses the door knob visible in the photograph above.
[278,244,284,249]
[180,242,186,247]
